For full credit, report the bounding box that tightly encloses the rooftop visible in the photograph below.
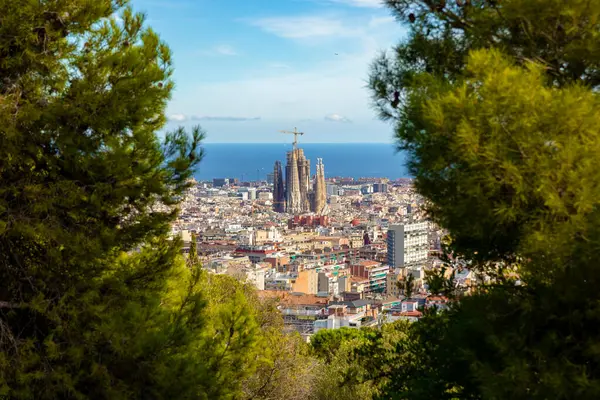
[257,290,329,306]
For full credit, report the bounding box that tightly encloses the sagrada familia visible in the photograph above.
[272,147,327,215]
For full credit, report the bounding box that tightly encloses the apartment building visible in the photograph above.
[350,260,390,294]
[387,222,429,269]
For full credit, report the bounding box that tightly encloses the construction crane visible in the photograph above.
[280,127,304,149]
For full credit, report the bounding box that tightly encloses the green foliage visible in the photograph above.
[382,45,600,273]
[424,267,455,297]
[242,329,317,400]
[373,308,478,400]
[371,0,600,262]
[311,327,385,400]
[366,47,600,399]
[189,232,198,264]
[362,1,600,399]
[194,274,264,399]
[309,323,415,400]
[375,272,600,399]
[0,0,267,398]
[403,273,415,298]
[310,327,368,362]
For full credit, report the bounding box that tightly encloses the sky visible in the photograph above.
[129,0,407,143]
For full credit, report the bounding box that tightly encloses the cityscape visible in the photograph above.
[169,129,465,338]
[2,0,593,398]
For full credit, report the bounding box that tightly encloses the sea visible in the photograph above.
[194,143,410,182]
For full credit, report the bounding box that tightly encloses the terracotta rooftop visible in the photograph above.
[401,311,423,317]
[353,260,381,267]
[257,290,329,306]
[426,296,448,302]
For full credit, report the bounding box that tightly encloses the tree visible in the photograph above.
[195,274,264,399]
[424,267,455,298]
[367,28,600,400]
[312,339,379,400]
[242,330,317,400]
[191,274,320,400]
[310,327,367,363]
[401,273,415,299]
[189,232,198,264]
[377,45,600,278]
[370,0,600,263]
[0,0,261,398]
[311,326,399,400]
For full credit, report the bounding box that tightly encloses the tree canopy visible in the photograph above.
[371,0,600,263]
[362,1,600,399]
[0,0,270,398]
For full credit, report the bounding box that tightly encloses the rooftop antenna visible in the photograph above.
[280,127,304,150]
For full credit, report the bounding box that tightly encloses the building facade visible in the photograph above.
[387,222,429,269]
[285,148,311,213]
[273,147,327,215]
[350,260,390,294]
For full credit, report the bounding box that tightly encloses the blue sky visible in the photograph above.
[129,0,407,143]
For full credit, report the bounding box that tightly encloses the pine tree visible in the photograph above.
[367,45,600,400]
[189,232,198,264]
[0,0,260,398]
[403,273,415,299]
[363,2,600,399]
[370,0,600,262]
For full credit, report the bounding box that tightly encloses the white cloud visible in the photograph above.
[197,45,239,57]
[248,15,360,39]
[325,113,352,123]
[109,12,123,24]
[168,115,261,122]
[167,10,407,141]
[246,13,397,43]
[368,16,395,28]
[168,113,187,122]
[214,45,237,56]
[172,48,384,123]
[191,116,260,122]
[268,62,292,69]
[328,0,384,7]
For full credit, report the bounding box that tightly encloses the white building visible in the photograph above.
[238,187,257,200]
[245,265,266,291]
[387,222,429,270]
[313,311,366,333]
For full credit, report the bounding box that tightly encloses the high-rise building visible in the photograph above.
[266,173,274,185]
[387,222,429,270]
[273,161,285,212]
[312,158,326,214]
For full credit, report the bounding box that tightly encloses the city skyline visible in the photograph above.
[129,0,407,143]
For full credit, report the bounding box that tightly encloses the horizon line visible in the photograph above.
[201,142,396,145]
